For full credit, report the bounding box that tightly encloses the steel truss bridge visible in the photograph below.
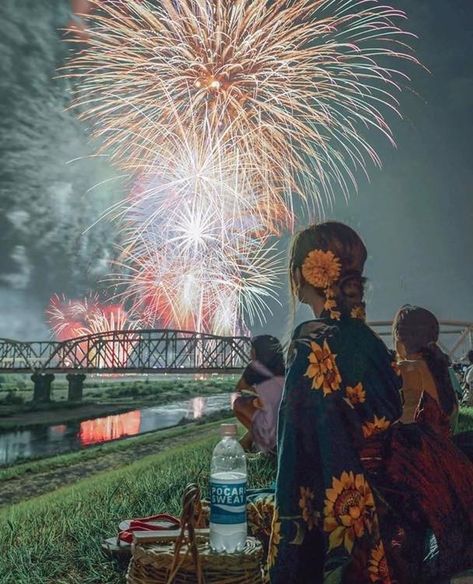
[0,330,251,374]
[0,321,471,375]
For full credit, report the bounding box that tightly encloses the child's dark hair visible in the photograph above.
[251,335,285,376]
[393,305,457,416]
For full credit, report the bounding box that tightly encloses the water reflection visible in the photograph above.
[0,393,235,466]
[191,397,205,419]
[50,424,67,439]
[0,430,32,466]
[79,411,142,446]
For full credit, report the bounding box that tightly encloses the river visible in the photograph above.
[0,393,237,466]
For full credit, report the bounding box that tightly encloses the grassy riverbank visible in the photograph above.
[0,424,275,584]
[2,409,473,583]
[0,415,233,505]
[457,406,473,432]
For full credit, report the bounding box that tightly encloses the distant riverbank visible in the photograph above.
[0,375,236,430]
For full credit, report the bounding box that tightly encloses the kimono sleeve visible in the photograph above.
[269,334,382,584]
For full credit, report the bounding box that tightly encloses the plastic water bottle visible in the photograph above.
[209,423,247,553]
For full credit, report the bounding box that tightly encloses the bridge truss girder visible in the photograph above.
[0,321,471,375]
[0,329,252,374]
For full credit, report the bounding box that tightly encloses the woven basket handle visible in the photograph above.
[166,483,205,584]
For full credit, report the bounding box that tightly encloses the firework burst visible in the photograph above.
[103,115,285,334]
[63,0,417,335]
[46,293,101,340]
[47,293,139,366]
[118,117,292,244]
[67,0,417,210]
[47,293,137,337]
[113,214,282,333]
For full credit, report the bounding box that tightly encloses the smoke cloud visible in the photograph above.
[0,0,126,339]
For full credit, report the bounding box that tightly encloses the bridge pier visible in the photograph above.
[67,373,86,402]
[31,373,55,402]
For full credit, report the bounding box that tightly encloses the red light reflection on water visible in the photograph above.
[79,411,141,446]
[50,424,67,437]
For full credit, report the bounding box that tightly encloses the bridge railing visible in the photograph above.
[0,330,252,374]
[0,321,471,374]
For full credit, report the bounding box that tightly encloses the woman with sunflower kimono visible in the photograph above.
[269,222,473,584]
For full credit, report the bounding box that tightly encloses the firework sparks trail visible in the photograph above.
[47,294,138,367]
[47,293,101,340]
[114,235,281,333]
[103,115,285,333]
[113,174,283,334]
[119,117,293,244]
[64,0,417,334]
[67,0,417,210]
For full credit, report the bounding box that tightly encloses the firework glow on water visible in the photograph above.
[64,0,417,334]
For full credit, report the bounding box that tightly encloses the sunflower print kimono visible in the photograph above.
[269,316,403,584]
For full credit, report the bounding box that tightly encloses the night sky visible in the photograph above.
[0,0,471,340]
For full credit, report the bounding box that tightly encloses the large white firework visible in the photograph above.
[65,0,417,334]
[67,0,417,209]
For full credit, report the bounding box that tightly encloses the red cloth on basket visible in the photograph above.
[118,513,180,544]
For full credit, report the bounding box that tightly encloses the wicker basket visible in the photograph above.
[127,535,263,584]
[126,484,263,584]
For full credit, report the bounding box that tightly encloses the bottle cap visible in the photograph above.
[220,423,237,437]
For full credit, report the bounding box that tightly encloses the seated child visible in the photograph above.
[233,335,285,453]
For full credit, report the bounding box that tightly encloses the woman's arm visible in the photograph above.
[398,361,423,423]
[235,374,254,392]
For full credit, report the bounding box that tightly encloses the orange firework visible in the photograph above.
[47,294,138,367]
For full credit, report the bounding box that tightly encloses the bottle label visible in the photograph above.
[210,479,247,525]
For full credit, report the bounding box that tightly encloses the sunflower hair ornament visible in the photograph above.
[301,250,342,320]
